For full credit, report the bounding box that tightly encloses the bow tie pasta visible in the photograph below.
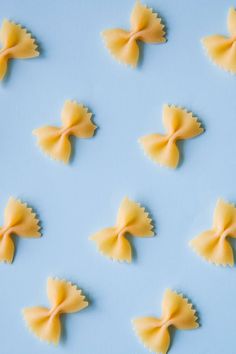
[132,289,199,354]
[0,19,39,80]
[0,197,41,263]
[102,1,166,67]
[202,8,236,73]
[139,105,203,168]
[33,100,97,164]
[190,199,236,266]
[23,277,89,344]
[90,197,154,262]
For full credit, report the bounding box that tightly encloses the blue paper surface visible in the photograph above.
[0,1,236,353]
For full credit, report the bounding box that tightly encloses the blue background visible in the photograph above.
[0,0,236,353]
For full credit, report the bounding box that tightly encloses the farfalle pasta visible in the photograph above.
[190,199,236,266]
[202,8,236,73]
[139,105,203,168]
[102,1,166,67]
[0,197,41,263]
[33,100,97,163]
[23,277,88,344]
[132,289,199,354]
[90,197,154,262]
[0,19,39,80]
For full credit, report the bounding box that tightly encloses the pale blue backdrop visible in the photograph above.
[0,0,236,353]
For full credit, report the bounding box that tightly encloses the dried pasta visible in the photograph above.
[202,8,236,73]
[132,289,199,354]
[33,100,97,163]
[139,105,203,168]
[102,1,166,67]
[0,19,39,80]
[90,197,154,262]
[190,199,236,266]
[23,277,88,344]
[0,197,41,263]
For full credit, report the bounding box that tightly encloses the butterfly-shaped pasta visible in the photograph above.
[23,277,88,344]
[190,199,236,266]
[102,1,166,67]
[90,197,154,262]
[0,19,39,80]
[33,100,97,164]
[202,8,236,73]
[139,105,203,168]
[132,289,199,354]
[0,197,41,263]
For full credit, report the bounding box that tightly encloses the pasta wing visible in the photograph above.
[33,126,71,163]
[0,19,39,80]
[90,227,132,262]
[116,197,153,237]
[133,317,170,354]
[130,1,165,43]
[23,307,60,344]
[102,29,139,67]
[202,8,236,73]
[47,278,88,314]
[162,289,198,330]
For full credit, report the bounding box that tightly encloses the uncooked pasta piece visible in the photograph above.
[102,1,166,67]
[90,197,154,262]
[33,100,97,164]
[23,277,88,344]
[0,197,41,263]
[190,199,236,266]
[132,289,199,354]
[202,8,236,73]
[0,19,39,80]
[139,105,203,168]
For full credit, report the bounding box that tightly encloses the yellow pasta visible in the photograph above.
[0,197,41,263]
[102,1,166,67]
[0,19,39,80]
[33,100,97,164]
[139,105,203,168]
[190,199,236,266]
[202,8,236,73]
[90,197,154,262]
[132,289,199,354]
[23,277,88,344]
